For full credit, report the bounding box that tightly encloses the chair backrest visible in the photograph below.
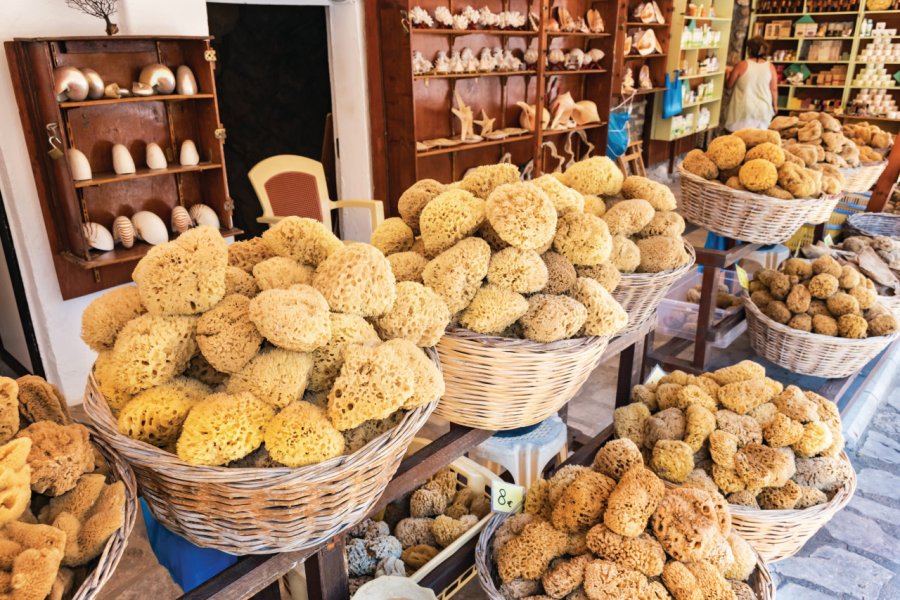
[248,155,333,229]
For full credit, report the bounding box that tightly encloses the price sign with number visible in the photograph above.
[735,264,750,290]
[644,364,668,385]
[491,481,525,514]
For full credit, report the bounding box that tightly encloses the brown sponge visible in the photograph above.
[519,294,587,343]
[376,282,451,346]
[388,252,429,283]
[551,469,616,533]
[0,521,66,600]
[0,379,18,445]
[228,237,276,273]
[651,488,721,562]
[15,376,71,428]
[541,554,591,598]
[733,443,795,489]
[224,265,259,298]
[176,392,274,466]
[264,401,345,467]
[592,438,644,481]
[380,339,444,410]
[583,559,649,598]
[541,251,577,295]
[249,286,331,352]
[613,402,651,447]
[604,466,665,537]
[16,422,94,496]
[80,285,146,352]
[196,295,263,374]
[496,518,568,582]
[431,514,477,548]
[586,524,665,577]
[650,440,694,483]
[569,277,628,337]
[261,216,343,266]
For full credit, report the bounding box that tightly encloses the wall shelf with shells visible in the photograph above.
[6,36,241,299]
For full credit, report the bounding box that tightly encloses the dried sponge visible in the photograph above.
[682,149,719,179]
[583,559,649,598]
[252,256,314,292]
[757,479,802,510]
[541,251,577,294]
[261,216,343,266]
[381,339,444,410]
[569,277,628,337]
[551,469,616,532]
[733,128,781,148]
[0,380,18,446]
[808,273,839,299]
[644,407,686,448]
[650,440,694,483]
[387,252,429,283]
[716,410,762,447]
[264,401,345,467]
[710,361,765,385]
[459,285,529,335]
[0,521,66,600]
[485,182,558,251]
[738,159,778,192]
[763,412,804,448]
[228,237,276,273]
[399,179,446,233]
[838,314,868,339]
[371,218,414,255]
[110,314,196,394]
[707,135,747,170]
[227,347,313,409]
[401,544,439,569]
[561,156,625,196]
[375,281,450,346]
[613,402,651,447]
[249,286,331,352]
[745,142,786,167]
[636,210,686,239]
[313,244,396,317]
[586,524,665,577]
[488,248,549,293]
[456,163,520,200]
[609,235,641,273]
[422,237,491,314]
[432,514,477,547]
[117,377,210,447]
[177,392,274,465]
[308,313,380,392]
[603,199,655,237]
[196,294,262,374]
[651,488,720,562]
[17,422,93,496]
[411,488,448,518]
[575,263,621,292]
[496,519,568,582]
[584,194,607,217]
[80,285,146,352]
[592,438,644,481]
[519,294,587,343]
[717,379,772,415]
[792,421,833,458]
[709,430,739,468]
[132,226,227,315]
[419,189,486,255]
[684,403,716,452]
[542,554,591,598]
[604,466,665,537]
[0,438,32,525]
[14,376,71,427]
[621,175,677,211]
[532,174,585,215]
[553,212,612,266]
[225,266,259,298]
[636,236,690,273]
[734,443,795,489]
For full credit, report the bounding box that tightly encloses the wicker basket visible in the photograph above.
[435,329,608,430]
[475,512,775,599]
[613,243,696,335]
[73,424,138,600]
[679,166,842,244]
[845,212,900,240]
[731,451,857,563]
[83,351,440,554]
[744,296,899,378]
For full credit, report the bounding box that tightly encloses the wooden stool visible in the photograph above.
[617,140,646,177]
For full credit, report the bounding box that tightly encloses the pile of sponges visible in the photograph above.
[682,126,845,199]
[488,441,761,599]
[345,467,490,593]
[748,255,898,338]
[770,112,861,169]
[375,159,691,343]
[0,375,126,600]
[614,360,855,511]
[841,121,893,162]
[82,224,445,468]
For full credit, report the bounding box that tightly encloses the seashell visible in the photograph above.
[434,6,453,27]
[546,17,560,32]
[112,144,136,175]
[175,66,198,95]
[565,48,585,70]
[132,211,169,245]
[524,48,539,65]
[113,216,135,248]
[53,67,89,102]
[573,100,601,125]
[104,83,127,99]
[587,9,605,33]
[412,51,434,75]
[146,143,167,170]
[548,48,566,65]
[81,68,105,100]
[66,148,92,181]
[409,6,434,28]
[171,206,193,233]
[179,140,200,166]
[434,50,450,73]
[131,82,154,97]
[587,49,605,64]
[451,14,470,30]
[82,222,114,252]
[517,102,550,131]
[639,65,653,89]
[550,92,577,129]
[189,204,220,229]
[139,64,176,94]
[479,7,499,28]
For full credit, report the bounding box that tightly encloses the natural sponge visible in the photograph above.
[375,281,450,346]
[177,392,274,465]
[387,251,429,283]
[227,347,313,409]
[592,438,644,481]
[308,313,380,391]
[380,339,444,410]
[419,189,486,255]
[488,248,549,293]
[650,440,694,483]
[399,179,446,233]
[561,156,624,196]
[264,401,345,467]
[252,257,314,291]
[0,438,32,525]
[707,135,747,170]
[225,265,259,298]
[459,285,528,335]
[0,379,18,445]
[111,314,197,394]
[586,524,665,577]
[746,142,786,167]
[551,469,616,532]
[621,175,677,211]
[541,251,577,294]
[636,236,690,273]
[532,174,585,215]
[313,243,396,317]
[603,199,655,236]
[651,488,720,562]
[739,159,778,192]
[432,514,477,548]
[682,149,719,179]
[519,294,587,342]
[17,421,94,496]
[261,216,343,266]
[370,218,414,255]
[568,277,627,337]
[604,466,665,537]
[553,212,612,266]
[613,402,651,447]
[80,285,146,352]
[117,377,210,447]
[496,519,568,582]
[249,286,331,351]
[422,237,491,313]
[485,182,558,251]
[455,163,520,200]
[132,226,227,315]
[196,294,263,373]
[228,237,276,273]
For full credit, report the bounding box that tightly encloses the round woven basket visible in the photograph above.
[613,242,696,335]
[744,296,899,378]
[434,329,608,430]
[730,451,857,563]
[73,424,138,600]
[845,212,900,240]
[679,166,842,244]
[475,512,775,599]
[83,351,440,554]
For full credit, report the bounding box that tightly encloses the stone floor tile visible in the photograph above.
[856,468,900,500]
[859,430,900,465]
[772,546,894,599]
[824,510,900,563]
[847,495,900,527]
[777,583,839,600]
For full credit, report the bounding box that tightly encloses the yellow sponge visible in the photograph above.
[226,347,314,409]
[80,285,146,352]
[228,237,276,273]
[370,217,415,255]
[111,314,197,394]
[261,216,343,266]
[117,377,210,447]
[485,182,558,251]
[381,339,444,410]
[374,282,450,347]
[422,237,491,313]
[264,401,345,467]
[252,257,314,291]
[177,392,274,466]
[309,314,380,392]
[312,244,397,317]
[249,286,331,352]
[419,189,486,256]
[196,294,263,373]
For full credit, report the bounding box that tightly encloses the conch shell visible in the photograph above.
[517,102,550,131]
[53,67,89,102]
[587,9,604,33]
[573,101,601,125]
[113,216,135,249]
[550,92,577,129]
[82,222,114,252]
[636,29,662,55]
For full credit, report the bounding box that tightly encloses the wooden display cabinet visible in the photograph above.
[5,36,240,300]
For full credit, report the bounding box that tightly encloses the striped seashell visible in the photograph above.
[189,203,220,229]
[113,216,135,248]
[171,206,193,233]
[82,222,114,252]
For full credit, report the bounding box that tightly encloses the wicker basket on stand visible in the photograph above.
[679,166,842,244]
[845,212,900,240]
[83,351,440,554]
[744,297,899,378]
[475,512,775,599]
[434,330,608,430]
[613,242,696,335]
[73,425,138,600]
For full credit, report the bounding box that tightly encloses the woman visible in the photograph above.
[724,36,779,132]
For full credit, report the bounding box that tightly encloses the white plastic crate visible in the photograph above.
[656,267,747,349]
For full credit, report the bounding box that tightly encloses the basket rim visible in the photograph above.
[679,164,844,206]
[442,326,611,352]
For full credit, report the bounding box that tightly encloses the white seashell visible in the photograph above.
[54,67,89,102]
[132,211,169,245]
[112,144,136,175]
[434,51,450,73]
[524,48,539,65]
[175,65,198,95]
[179,140,200,166]
[449,50,465,74]
[462,6,480,25]
[189,204,220,229]
[139,64,176,94]
[104,83,126,99]
[81,69,105,100]
[479,7,499,27]
[587,49,605,64]
[409,6,434,27]
[434,6,453,27]
[452,14,470,30]
[145,143,167,170]
[82,222,114,252]
[113,216,135,248]
[131,82,154,97]
[66,148,92,181]
[565,48,585,70]
[171,206,193,233]
[548,48,566,65]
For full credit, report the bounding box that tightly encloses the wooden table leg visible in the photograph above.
[305,538,349,600]
[616,337,645,408]
[250,583,281,600]
[693,264,719,370]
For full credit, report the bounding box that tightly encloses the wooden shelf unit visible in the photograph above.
[377,0,620,207]
[6,36,239,299]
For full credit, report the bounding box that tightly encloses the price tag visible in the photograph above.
[644,364,668,385]
[491,481,525,514]
[735,264,750,290]
[824,234,835,248]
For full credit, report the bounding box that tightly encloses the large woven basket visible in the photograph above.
[475,512,775,599]
[613,242,696,334]
[679,166,842,244]
[83,352,440,554]
[73,424,138,600]
[845,212,900,240]
[731,451,857,563]
[435,329,608,430]
[744,296,899,378]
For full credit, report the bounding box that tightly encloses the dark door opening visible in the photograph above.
[208,3,334,238]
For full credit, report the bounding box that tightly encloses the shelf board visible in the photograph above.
[414,70,537,80]
[860,35,900,39]
[681,15,733,22]
[410,27,537,36]
[850,85,898,89]
[631,86,668,95]
[842,114,900,121]
[416,133,534,157]
[664,124,715,142]
[863,10,900,15]
[778,84,845,88]
[546,31,612,37]
[545,68,608,76]
[624,53,668,59]
[772,60,851,63]
[62,227,243,269]
[542,122,607,136]
[683,96,721,108]
[765,36,854,40]
[59,93,215,108]
[73,162,222,188]
[681,46,722,51]
[680,70,725,79]
[624,22,669,26]
[754,11,858,16]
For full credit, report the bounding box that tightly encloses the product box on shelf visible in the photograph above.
[655,267,747,348]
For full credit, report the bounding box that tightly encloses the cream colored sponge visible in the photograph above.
[312,243,397,317]
[419,189,486,256]
[249,286,331,352]
[374,281,450,347]
[308,313,380,392]
[486,182,558,251]
[261,216,343,266]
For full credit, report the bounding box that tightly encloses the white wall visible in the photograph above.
[0,0,374,400]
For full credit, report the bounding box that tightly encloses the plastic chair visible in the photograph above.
[468,415,568,489]
[248,155,384,230]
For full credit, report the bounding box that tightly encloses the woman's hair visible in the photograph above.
[746,36,770,59]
